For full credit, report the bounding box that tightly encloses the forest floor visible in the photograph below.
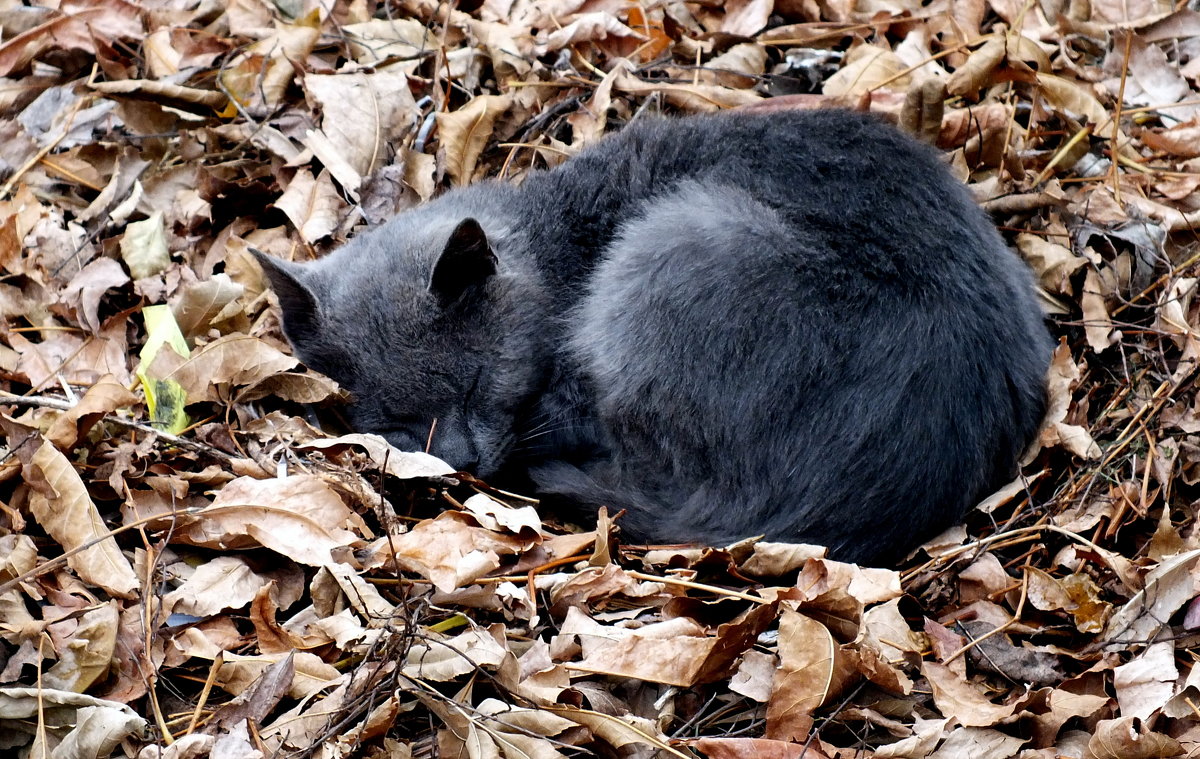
[1,0,1199,757]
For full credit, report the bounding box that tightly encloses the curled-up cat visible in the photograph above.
[255,108,1052,565]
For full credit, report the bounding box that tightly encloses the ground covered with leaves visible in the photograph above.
[0,0,1199,757]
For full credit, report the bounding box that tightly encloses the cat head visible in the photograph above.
[253,213,546,476]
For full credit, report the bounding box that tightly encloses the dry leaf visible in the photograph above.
[147,333,299,404]
[766,610,837,741]
[437,94,511,186]
[922,661,1016,727]
[274,169,344,243]
[374,510,532,592]
[25,441,140,598]
[1112,642,1178,721]
[44,374,138,450]
[1088,717,1183,759]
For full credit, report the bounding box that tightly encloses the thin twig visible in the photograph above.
[0,392,254,469]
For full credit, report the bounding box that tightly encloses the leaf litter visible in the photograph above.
[1,0,1200,757]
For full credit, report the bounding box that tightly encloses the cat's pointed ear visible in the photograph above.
[430,218,497,306]
[251,248,321,341]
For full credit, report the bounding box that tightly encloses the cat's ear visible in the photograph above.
[430,218,497,307]
[251,248,322,341]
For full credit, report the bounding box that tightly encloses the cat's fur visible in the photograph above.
[255,109,1052,565]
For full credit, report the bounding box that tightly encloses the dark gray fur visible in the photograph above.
[256,109,1052,565]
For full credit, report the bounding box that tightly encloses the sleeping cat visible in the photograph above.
[255,108,1052,565]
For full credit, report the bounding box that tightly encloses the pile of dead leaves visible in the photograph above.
[1,0,1200,757]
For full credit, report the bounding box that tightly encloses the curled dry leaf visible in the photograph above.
[1088,717,1183,759]
[147,333,298,404]
[220,13,321,111]
[274,169,344,244]
[739,541,827,577]
[461,492,542,535]
[217,651,340,700]
[691,737,832,758]
[0,687,146,751]
[1038,340,1102,460]
[373,510,534,592]
[298,433,456,479]
[730,649,777,702]
[164,555,282,617]
[535,12,644,53]
[24,441,140,598]
[437,94,512,186]
[922,661,1017,727]
[402,624,510,681]
[562,607,729,687]
[129,475,362,565]
[90,79,228,111]
[43,601,119,693]
[1112,642,1178,721]
[44,374,138,450]
[1017,233,1087,296]
[766,609,838,741]
[928,727,1025,759]
[822,45,908,98]
[1081,268,1117,353]
[170,274,245,339]
[946,33,1006,97]
[120,211,170,280]
[1140,121,1200,158]
[1101,548,1200,644]
[56,257,129,334]
[720,0,773,36]
[614,68,763,111]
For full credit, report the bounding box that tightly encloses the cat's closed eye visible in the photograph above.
[380,419,433,452]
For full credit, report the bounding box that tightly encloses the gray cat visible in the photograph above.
[255,109,1052,565]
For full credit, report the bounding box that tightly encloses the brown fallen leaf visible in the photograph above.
[128,474,363,565]
[535,12,644,53]
[766,609,838,741]
[614,68,763,111]
[1101,548,1200,644]
[720,0,773,35]
[24,440,140,598]
[1088,717,1183,759]
[561,606,721,687]
[1112,642,1177,721]
[55,257,129,334]
[205,653,295,735]
[370,510,533,592]
[43,600,118,693]
[928,727,1025,758]
[946,33,1006,97]
[692,737,832,758]
[44,374,138,450]
[220,12,321,112]
[164,555,282,617]
[1140,121,1200,158]
[217,651,340,700]
[922,661,1017,727]
[402,624,510,681]
[89,79,228,111]
[297,433,456,479]
[274,168,345,244]
[437,94,512,186]
[147,333,298,404]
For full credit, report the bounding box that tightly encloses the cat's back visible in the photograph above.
[522,109,1008,291]
[534,109,1051,562]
